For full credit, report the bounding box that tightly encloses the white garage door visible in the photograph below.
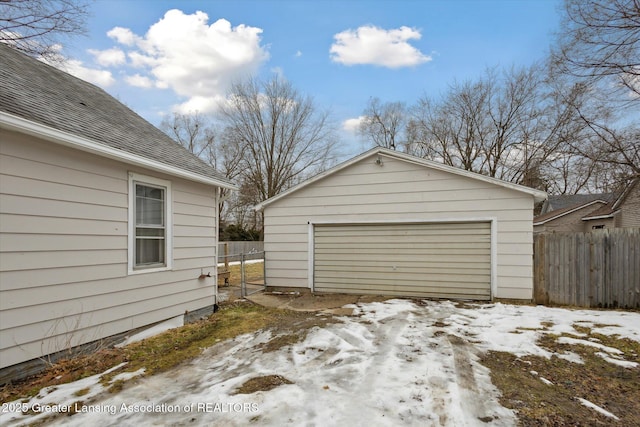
[313,222,491,300]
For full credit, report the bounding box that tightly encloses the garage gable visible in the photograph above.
[256,148,547,211]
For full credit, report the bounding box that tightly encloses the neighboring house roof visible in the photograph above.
[0,44,235,189]
[255,147,548,210]
[581,177,640,221]
[534,178,639,224]
[540,192,614,214]
[533,200,607,225]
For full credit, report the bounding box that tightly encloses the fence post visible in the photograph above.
[240,252,246,298]
[533,233,548,305]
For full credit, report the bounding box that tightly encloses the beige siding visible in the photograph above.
[617,181,640,228]
[314,222,491,299]
[582,217,615,231]
[533,203,606,233]
[0,131,218,369]
[264,153,536,299]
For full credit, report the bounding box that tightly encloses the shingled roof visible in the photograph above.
[0,44,234,188]
[540,192,615,214]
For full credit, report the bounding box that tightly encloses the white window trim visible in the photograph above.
[128,172,173,275]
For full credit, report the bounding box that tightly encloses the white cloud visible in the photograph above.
[40,45,115,88]
[89,47,125,67]
[125,73,153,88]
[107,9,269,112]
[343,116,365,133]
[174,94,226,114]
[330,25,431,68]
[63,59,116,87]
[127,50,156,68]
[295,50,302,57]
[107,27,139,46]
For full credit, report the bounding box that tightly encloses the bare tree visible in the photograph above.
[553,0,640,99]
[219,75,337,207]
[550,0,640,189]
[160,112,216,161]
[410,75,494,174]
[547,62,640,188]
[566,107,640,180]
[0,0,90,61]
[359,98,407,151]
[408,65,604,192]
[159,112,242,222]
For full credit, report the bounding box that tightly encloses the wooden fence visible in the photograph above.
[533,228,640,308]
[218,241,264,262]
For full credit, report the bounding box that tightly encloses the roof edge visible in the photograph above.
[581,211,618,221]
[255,147,547,211]
[533,200,608,225]
[1,111,237,190]
[612,177,640,210]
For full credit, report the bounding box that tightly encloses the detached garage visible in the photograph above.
[256,148,547,301]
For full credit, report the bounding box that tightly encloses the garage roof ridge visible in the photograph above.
[254,147,548,211]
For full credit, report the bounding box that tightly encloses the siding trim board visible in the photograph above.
[308,218,496,300]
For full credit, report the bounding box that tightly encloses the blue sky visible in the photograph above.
[59,0,562,157]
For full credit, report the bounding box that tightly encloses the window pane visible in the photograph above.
[136,197,164,225]
[136,227,165,237]
[136,184,164,201]
[136,238,165,265]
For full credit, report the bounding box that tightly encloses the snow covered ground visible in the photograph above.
[2,300,638,426]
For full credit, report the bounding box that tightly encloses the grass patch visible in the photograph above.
[1,301,318,404]
[233,375,293,395]
[481,328,640,426]
[1,349,127,403]
[107,380,125,394]
[219,261,264,286]
[73,387,90,397]
[259,333,306,353]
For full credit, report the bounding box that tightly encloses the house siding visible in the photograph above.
[0,131,218,369]
[264,153,536,300]
[583,217,615,231]
[616,181,640,228]
[533,203,606,233]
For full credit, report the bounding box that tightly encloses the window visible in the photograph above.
[592,224,605,230]
[129,173,172,273]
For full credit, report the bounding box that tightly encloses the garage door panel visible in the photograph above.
[315,239,490,249]
[315,283,491,298]
[314,259,490,269]
[314,247,490,258]
[317,269,489,281]
[314,264,490,276]
[316,227,490,239]
[314,222,491,300]
[314,254,492,264]
[315,222,490,234]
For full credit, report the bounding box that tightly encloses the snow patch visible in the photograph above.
[577,397,620,420]
[116,315,184,348]
[557,336,623,354]
[594,352,639,368]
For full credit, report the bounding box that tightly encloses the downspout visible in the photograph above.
[213,186,221,312]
